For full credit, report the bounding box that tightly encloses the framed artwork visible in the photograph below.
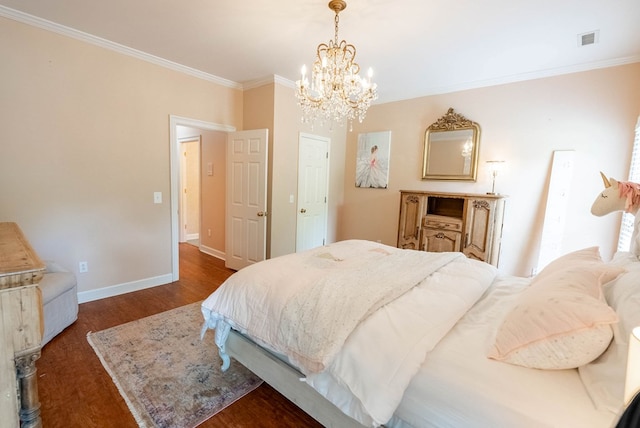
[355,131,391,189]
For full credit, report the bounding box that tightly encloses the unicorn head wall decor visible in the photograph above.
[591,171,640,256]
[591,172,640,216]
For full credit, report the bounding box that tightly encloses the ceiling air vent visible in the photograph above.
[578,30,599,47]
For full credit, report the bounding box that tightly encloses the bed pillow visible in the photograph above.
[534,246,604,280]
[489,248,623,370]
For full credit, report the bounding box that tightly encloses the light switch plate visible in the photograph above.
[154,192,162,204]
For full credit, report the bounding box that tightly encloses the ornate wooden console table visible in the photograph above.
[0,222,45,428]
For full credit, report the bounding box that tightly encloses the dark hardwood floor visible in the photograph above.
[36,243,323,427]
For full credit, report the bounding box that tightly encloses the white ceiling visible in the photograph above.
[1,0,639,104]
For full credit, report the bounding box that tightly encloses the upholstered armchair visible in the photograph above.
[39,261,78,346]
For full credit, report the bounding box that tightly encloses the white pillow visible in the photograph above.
[605,252,640,344]
[489,248,622,370]
[579,251,640,414]
[578,342,627,414]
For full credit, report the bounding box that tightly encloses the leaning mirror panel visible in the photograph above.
[422,108,481,181]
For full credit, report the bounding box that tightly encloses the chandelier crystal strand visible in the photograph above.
[295,0,377,130]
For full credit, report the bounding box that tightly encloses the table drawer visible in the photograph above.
[423,215,463,232]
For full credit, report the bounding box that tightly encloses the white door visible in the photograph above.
[226,129,269,270]
[296,133,329,252]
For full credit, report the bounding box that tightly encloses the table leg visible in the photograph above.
[15,350,42,428]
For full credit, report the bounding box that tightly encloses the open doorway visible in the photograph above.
[170,116,236,281]
[177,126,227,256]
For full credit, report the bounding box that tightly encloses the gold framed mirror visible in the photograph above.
[422,108,481,181]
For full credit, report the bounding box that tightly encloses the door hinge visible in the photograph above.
[326,152,329,159]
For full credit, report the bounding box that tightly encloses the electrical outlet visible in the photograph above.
[79,261,88,273]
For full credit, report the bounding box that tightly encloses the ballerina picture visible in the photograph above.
[355,131,391,189]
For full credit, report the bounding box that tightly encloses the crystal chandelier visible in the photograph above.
[295,0,378,130]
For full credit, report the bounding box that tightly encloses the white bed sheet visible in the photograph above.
[387,276,617,428]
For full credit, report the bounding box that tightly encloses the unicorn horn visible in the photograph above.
[600,171,611,188]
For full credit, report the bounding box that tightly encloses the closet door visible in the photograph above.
[462,199,495,263]
[397,193,425,250]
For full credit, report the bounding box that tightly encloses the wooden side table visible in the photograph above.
[0,222,45,428]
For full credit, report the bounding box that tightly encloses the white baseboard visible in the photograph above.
[77,248,224,303]
[186,233,199,241]
[77,273,173,304]
[199,245,225,261]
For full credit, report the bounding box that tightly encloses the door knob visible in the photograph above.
[257,211,266,217]
[300,208,307,213]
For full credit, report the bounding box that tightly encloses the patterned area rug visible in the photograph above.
[87,302,263,428]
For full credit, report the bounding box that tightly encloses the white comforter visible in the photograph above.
[201,240,497,426]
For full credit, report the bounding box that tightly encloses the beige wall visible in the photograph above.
[199,130,227,255]
[341,63,640,276]
[272,83,347,256]
[244,82,347,258]
[0,17,242,297]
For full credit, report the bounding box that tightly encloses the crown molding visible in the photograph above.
[242,75,295,91]
[387,55,640,104]
[0,5,242,90]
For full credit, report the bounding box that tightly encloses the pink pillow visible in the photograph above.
[534,246,603,280]
[489,248,623,369]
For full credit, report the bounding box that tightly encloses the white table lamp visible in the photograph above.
[486,160,505,195]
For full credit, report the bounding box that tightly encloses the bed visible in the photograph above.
[201,239,639,427]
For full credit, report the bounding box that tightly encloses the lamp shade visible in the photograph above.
[625,326,640,405]
[486,160,505,175]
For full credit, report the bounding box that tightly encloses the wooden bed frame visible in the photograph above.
[222,329,366,428]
